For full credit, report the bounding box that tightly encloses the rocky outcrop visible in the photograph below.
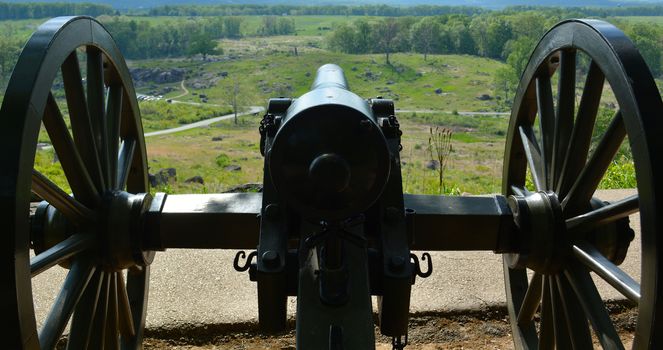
[130,68,186,85]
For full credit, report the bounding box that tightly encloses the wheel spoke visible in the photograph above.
[517,272,543,327]
[117,139,136,190]
[67,269,103,350]
[562,111,625,213]
[518,125,545,191]
[564,261,625,349]
[556,61,605,198]
[106,85,123,190]
[117,272,136,338]
[38,258,96,349]
[549,277,573,349]
[552,49,576,188]
[106,273,120,349]
[43,92,99,205]
[510,185,532,197]
[31,169,95,224]
[89,272,110,349]
[539,276,555,349]
[536,72,555,189]
[554,273,593,349]
[88,47,111,190]
[30,234,94,277]
[566,194,639,234]
[572,241,640,303]
[62,51,106,192]
[122,266,150,348]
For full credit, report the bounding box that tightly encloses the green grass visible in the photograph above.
[140,100,232,132]
[131,51,506,112]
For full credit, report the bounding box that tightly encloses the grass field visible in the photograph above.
[1,13,649,196]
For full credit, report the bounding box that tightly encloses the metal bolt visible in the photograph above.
[262,250,280,268]
[389,256,406,271]
[264,203,280,220]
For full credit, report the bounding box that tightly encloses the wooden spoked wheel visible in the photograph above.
[0,17,152,349]
[503,19,663,349]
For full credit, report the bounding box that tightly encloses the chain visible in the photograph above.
[304,215,367,250]
[258,113,275,156]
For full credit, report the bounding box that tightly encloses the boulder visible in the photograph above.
[425,160,440,170]
[185,176,204,185]
[224,165,242,172]
[211,136,224,142]
[224,183,263,193]
[434,88,443,95]
[149,168,177,187]
[476,94,493,101]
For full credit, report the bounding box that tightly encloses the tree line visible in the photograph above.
[326,10,663,94]
[99,15,293,59]
[0,2,113,20]
[145,5,486,17]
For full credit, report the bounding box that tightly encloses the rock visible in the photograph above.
[130,68,186,85]
[351,66,358,71]
[185,176,204,185]
[305,72,311,77]
[224,165,242,172]
[386,80,395,85]
[149,168,177,187]
[224,183,263,193]
[425,160,440,170]
[220,71,228,77]
[211,136,224,141]
[435,88,443,94]
[476,94,493,101]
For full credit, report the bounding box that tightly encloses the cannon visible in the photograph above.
[2,16,663,349]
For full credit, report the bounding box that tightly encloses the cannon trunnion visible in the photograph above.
[2,16,663,350]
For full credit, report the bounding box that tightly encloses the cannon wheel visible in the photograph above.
[503,19,663,348]
[1,17,151,348]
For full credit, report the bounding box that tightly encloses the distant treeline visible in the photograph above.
[0,2,114,20]
[506,5,663,17]
[145,5,486,17]
[327,10,663,86]
[144,4,663,18]
[99,15,293,59]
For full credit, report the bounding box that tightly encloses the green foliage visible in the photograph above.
[0,2,113,20]
[258,16,295,36]
[139,101,231,132]
[215,153,231,167]
[599,158,636,189]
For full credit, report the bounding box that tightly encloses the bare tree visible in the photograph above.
[428,126,453,194]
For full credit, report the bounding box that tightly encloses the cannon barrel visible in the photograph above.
[311,64,350,91]
[265,64,391,221]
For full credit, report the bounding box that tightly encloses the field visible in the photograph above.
[0,13,648,195]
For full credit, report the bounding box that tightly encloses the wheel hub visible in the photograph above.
[31,191,155,271]
[102,191,155,270]
[505,192,569,274]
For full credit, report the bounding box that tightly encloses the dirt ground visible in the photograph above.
[143,303,636,350]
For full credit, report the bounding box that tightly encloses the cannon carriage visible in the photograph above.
[2,16,663,349]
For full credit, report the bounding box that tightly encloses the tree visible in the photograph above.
[627,24,663,76]
[327,24,358,53]
[411,17,441,60]
[504,36,537,77]
[188,32,221,60]
[224,17,243,38]
[493,66,519,106]
[485,18,512,59]
[373,18,400,65]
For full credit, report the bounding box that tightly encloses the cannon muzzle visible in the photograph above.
[311,64,349,91]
